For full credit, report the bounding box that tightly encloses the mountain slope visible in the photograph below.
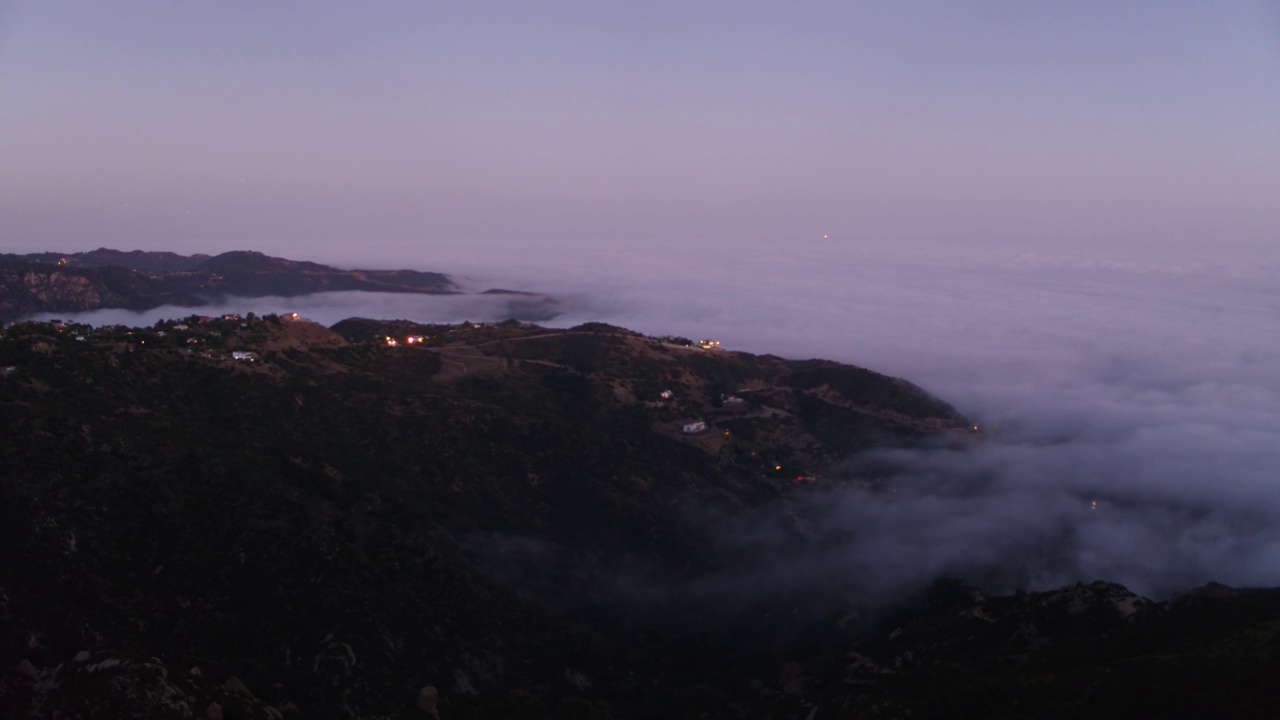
[0,257,207,319]
[1,317,1274,719]
[0,249,459,320]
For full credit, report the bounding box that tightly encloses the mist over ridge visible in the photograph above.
[450,238,1280,600]
[37,238,1280,599]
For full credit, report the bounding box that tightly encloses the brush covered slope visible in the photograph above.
[1,317,1276,719]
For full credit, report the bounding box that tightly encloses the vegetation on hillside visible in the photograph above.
[1,317,1275,719]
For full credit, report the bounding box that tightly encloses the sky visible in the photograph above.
[6,3,1280,599]
[1,1,1277,256]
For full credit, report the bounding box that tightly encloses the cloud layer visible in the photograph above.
[40,239,1280,599]
[464,240,1280,599]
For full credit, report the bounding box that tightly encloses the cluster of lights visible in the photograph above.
[384,335,426,347]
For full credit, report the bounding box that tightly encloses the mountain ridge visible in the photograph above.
[0,249,461,320]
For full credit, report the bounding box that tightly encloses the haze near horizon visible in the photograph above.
[1,1,1276,258]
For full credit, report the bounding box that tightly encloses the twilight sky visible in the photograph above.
[2,1,1277,258]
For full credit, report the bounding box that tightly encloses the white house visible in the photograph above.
[682,420,707,434]
[231,351,258,362]
[659,389,674,400]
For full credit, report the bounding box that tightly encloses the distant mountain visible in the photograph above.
[0,249,459,320]
[184,250,456,297]
[9,247,210,273]
[0,256,207,318]
[2,317,1275,718]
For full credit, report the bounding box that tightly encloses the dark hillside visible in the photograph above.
[1,318,1275,719]
[0,249,463,320]
[0,258,205,319]
[186,251,457,297]
[9,248,209,273]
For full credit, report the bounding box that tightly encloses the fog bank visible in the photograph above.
[463,239,1280,599]
[40,239,1280,597]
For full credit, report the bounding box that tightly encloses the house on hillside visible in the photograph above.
[231,351,258,362]
[659,389,674,400]
[681,420,707,434]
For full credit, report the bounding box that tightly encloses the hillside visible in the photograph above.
[0,249,460,320]
[0,257,207,318]
[1,317,1276,719]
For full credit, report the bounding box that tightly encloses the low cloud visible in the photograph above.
[462,240,1280,602]
[40,239,1280,600]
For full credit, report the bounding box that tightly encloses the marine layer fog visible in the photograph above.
[50,238,1280,598]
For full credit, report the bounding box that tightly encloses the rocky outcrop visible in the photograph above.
[0,652,284,720]
[0,260,205,319]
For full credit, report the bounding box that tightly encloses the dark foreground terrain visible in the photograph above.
[1,316,1276,719]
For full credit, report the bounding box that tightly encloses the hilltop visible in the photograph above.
[1,317,1276,719]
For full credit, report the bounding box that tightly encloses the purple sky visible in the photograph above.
[1,1,1277,258]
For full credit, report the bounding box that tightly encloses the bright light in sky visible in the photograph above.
[0,1,1276,260]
